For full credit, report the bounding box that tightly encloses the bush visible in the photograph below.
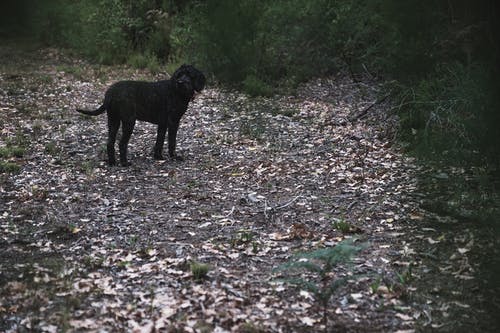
[21,0,176,64]
[397,62,499,165]
[178,0,263,84]
[128,51,160,72]
[175,0,391,90]
[29,0,130,63]
[242,75,273,97]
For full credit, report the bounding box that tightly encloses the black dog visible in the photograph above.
[77,65,205,166]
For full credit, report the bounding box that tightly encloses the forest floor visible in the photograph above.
[1,42,499,332]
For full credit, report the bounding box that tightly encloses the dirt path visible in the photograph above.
[1,44,496,332]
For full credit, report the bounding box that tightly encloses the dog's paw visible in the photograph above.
[170,154,184,162]
[153,154,166,160]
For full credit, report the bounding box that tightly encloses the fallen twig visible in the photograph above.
[349,94,390,123]
[347,200,358,212]
[264,194,302,219]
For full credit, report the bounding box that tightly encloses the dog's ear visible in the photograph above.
[172,64,189,80]
[176,74,194,89]
[194,71,206,92]
[176,73,190,84]
[175,76,195,100]
[175,79,186,90]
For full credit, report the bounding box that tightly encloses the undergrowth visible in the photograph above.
[276,239,366,331]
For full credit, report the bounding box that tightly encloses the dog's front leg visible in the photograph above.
[168,122,183,160]
[153,124,167,160]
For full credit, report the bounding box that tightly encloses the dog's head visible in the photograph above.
[172,64,206,93]
[175,73,195,101]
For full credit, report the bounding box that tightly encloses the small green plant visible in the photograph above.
[186,179,199,189]
[83,255,104,270]
[0,148,9,158]
[276,239,366,331]
[270,106,297,117]
[190,261,210,281]
[0,146,25,158]
[148,286,156,316]
[81,160,96,176]
[32,121,44,136]
[229,230,261,253]
[238,229,254,243]
[56,65,84,80]
[239,322,266,333]
[251,241,260,254]
[239,114,266,141]
[116,260,130,269]
[6,131,29,150]
[231,229,255,247]
[127,235,139,246]
[370,277,382,294]
[37,74,54,84]
[193,320,214,333]
[0,133,27,163]
[0,161,21,173]
[332,218,352,233]
[396,262,413,285]
[45,141,60,156]
[10,146,25,158]
[0,145,26,158]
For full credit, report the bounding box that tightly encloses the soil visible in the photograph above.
[1,41,499,332]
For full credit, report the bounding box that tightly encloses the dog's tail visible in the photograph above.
[76,104,106,116]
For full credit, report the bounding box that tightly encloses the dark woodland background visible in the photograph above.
[1,0,499,231]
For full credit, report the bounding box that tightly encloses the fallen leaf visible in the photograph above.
[300,316,317,326]
[427,237,439,244]
[395,313,413,321]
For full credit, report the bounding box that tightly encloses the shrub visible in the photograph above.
[0,161,21,174]
[128,52,160,72]
[181,0,263,84]
[0,146,25,158]
[25,0,175,64]
[190,261,210,281]
[397,62,499,164]
[276,239,366,329]
[242,75,273,97]
[175,0,392,88]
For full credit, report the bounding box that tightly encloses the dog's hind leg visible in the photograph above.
[107,116,120,166]
[119,120,135,166]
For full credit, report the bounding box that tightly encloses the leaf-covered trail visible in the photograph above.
[1,44,493,332]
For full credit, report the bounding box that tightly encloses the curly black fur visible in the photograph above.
[77,64,206,166]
